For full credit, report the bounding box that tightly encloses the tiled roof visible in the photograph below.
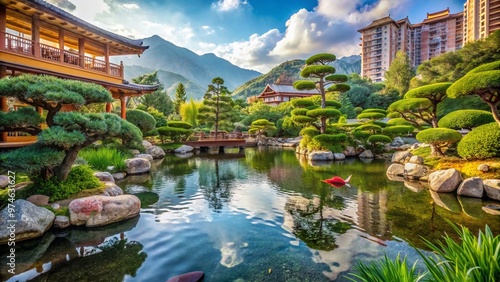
[28,0,148,50]
[357,16,398,32]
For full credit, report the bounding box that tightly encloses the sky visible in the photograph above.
[48,0,465,73]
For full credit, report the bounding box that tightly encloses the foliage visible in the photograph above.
[361,108,388,115]
[0,75,143,181]
[348,254,424,282]
[197,77,237,137]
[387,118,413,126]
[166,121,193,129]
[416,128,462,156]
[300,126,320,137]
[291,98,316,108]
[357,112,386,120]
[308,133,347,152]
[131,71,173,117]
[180,99,201,127]
[157,126,193,143]
[364,90,400,110]
[437,96,489,118]
[457,122,500,159]
[307,108,341,120]
[78,147,128,172]
[354,107,363,114]
[277,116,301,137]
[388,98,434,129]
[367,134,391,144]
[30,165,101,201]
[0,107,45,135]
[337,92,357,118]
[174,82,187,115]
[403,82,451,128]
[384,51,415,96]
[438,110,494,130]
[136,106,167,127]
[242,101,283,125]
[345,85,371,108]
[249,119,277,136]
[387,112,401,118]
[354,124,383,134]
[383,125,415,138]
[447,60,500,125]
[125,109,156,134]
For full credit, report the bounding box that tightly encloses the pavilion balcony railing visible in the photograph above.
[2,32,123,78]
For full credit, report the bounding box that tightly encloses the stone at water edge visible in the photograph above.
[146,145,166,159]
[53,215,70,229]
[112,172,126,180]
[359,149,374,159]
[0,175,8,188]
[26,194,50,206]
[386,163,405,176]
[125,158,151,175]
[391,151,413,164]
[174,145,194,154]
[93,171,115,183]
[404,163,429,180]
[409,155,424,165]
[457,177,483,198]
[0,199,55,244]
[142,140,152,148]
[483,179,500,201]
[428,169,463,193]
[134,154,153,161]
[69,195,140,227]
[101,181,124,196]
[343,146,357,157]
[333,153,346,160]
[308,150,334,161]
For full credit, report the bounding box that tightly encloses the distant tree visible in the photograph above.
[132,71,173,117]
[248,119,277,138]
[293,53,350,133]
[174,83,187,115]
[0,74,142,181]
[447,60,500,125]
[384,51,414,96]
[197,77,236,138]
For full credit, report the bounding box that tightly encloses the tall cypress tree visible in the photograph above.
[197,77,235,139]
[174,83,187,115]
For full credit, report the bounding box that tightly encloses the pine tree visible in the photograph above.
[174,83,187,115]
[131,71,173,117]
[384,51,414,96]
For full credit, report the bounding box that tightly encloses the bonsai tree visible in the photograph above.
[404,82,451,128]
[457,122,500,159]
[416,128,462,156]
[248,119,277,138]
[367,134,392,154]
[447,60,500,125]
[293,53,350,133]
[438,110,494,130]
[197,77,236,139]
[387,98,434,129]
[0,74,142,181]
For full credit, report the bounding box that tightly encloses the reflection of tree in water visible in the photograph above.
[199,159,236,212]
[285,187,351,251]
[31,237,147,282]
[154,155,197,194]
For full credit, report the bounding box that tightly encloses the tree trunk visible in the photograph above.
[319,78,326,133]
[487,101,500,126]
[214,90,220,140]
[54,145,81,181]
[320,117,326,134]
[430,144,444,157]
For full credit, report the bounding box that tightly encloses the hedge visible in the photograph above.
[167,121,192,129]
[457,122,500,159]
[157,126,192,142]
[438,110,494,129]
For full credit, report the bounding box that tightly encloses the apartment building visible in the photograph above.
[464,0,500,42]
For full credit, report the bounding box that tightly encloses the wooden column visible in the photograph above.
[0,4,6,50]
[32,14,40,57]
[120,95,126,119]
[78,38,85,67]
[59,29,64,63]
[1,66,6,142]
[104,43,110,74]
[105,102,111,113]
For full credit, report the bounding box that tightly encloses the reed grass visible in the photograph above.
[78,147,128,172]
[348,254,425,282]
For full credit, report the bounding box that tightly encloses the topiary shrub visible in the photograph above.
[292,115,316,124]
[291,108,308,116]
[387,118,412,126]
[357,112,386,120]
[167,121,192,129]
[307,108,342,119]
[438,110,494,130]
[354,124,383,134]
[157,126,193,143]
[387,112,402,119]
[291,98,316,108]
[367,134,392,153]
[416,128,462,156]
[457,122,500,159]
[126,109,156,133]
[361,108,388,115]
[354,107,363,115]
[31,165,102,201]
[383,125,415,138]
[300,126,320,137]
[308,134,346,152]
[325,100,342,108]
[313,133,347,144]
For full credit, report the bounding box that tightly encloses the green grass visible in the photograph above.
[78,147,128,172]
[348,254,425,282]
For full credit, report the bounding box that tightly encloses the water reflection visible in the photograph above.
[199,159,236,212]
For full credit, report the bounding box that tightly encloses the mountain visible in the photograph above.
[124,65,207,99]
[232,55,361,100]
[114,35,261,91]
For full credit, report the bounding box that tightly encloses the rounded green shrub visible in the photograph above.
[353,130,371,141]
[457,122,500,159]
[354,107,363,114]
[300,126,320,137]
[157,126,193,142]
[307,108,341,119]
[292,115,316,124]
[357,112,386,120]
[291,108,308,116]
[291,98,315,108]
[372,121,388,128]
[361,108,388,115]
[388,118,412,126]
[32,165,101,201]
[367,134,392,144]
[387,112,402,119]
[383,125,415,137]
[417,128,462,156]
[325,100,342,108]
[167,121,193,129]
[438,110,494,130]
[313,133,347,144]
[126,109,156,133]
[354,124,383,134]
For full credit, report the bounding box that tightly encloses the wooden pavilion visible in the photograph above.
[0,0,158,147]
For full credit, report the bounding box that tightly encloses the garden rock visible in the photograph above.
[93,172,114,183]
[391,151,413,164]
[457,177,483,198]
[112,172,126,180]
[483,179,500,201]
[343,146,357,157]
[135,154,153,161]
[26,194,50,206]
[386,163,405,176]
[333,153,346,161]
[359,150,374,159]
[101,181,123,196]
[391,137,405,147]
[0,175,8,188]
[53,215,70,229]
[409,155,424,165]
[399,144,412,150]
[0,199,54,244]
[429,169,463,193]
[146,145,166,159]
[409,143,421,150]
[477,164,489,172]
[404,163,428,179]
[142,140,152,148]
[125,158,151,175]
[51,203,60,210]
[129,149,140,155]
[174,145,194,154]
[308,151,334,161]
[69,195,141,227]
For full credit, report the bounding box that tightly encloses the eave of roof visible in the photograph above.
[357,16,398,32]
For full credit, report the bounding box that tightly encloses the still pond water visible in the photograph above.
[2,147,499,282]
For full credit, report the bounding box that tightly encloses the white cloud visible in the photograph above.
[122,3,140,10]
[201,25,216,35]
[316,0,408,24]
[211,0,248,12]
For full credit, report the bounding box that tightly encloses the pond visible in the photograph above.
[2,147,499,282]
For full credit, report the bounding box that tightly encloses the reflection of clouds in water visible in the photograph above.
[220,242,249,268]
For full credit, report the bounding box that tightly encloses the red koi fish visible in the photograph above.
[166,271,204,282]
[323,175,352,187]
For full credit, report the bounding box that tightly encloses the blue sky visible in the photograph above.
[50,0,465,73]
